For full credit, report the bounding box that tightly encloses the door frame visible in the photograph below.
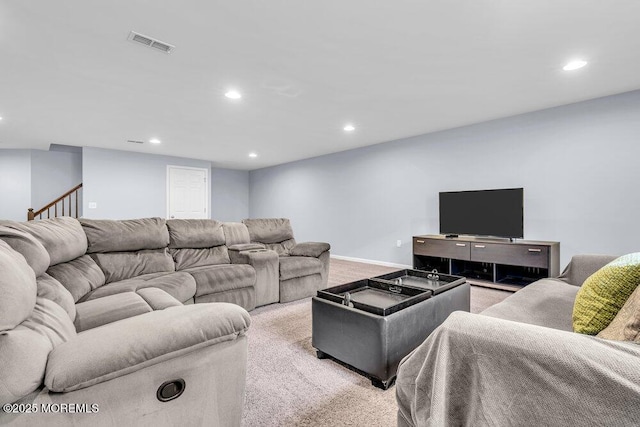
[166,165,211,219]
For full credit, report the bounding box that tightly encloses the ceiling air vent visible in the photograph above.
[128,31,174,54]
[127,139,144,144]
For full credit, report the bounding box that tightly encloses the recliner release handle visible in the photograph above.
[157,378,186,402]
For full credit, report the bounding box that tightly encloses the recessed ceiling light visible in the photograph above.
[563,60,587,71]
[343,124,355,132]
[0,116,3,121]
[149,138,161,144]
[248,152,258,158]
[225,90,242,100]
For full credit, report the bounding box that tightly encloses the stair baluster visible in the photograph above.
[28,183,83,221]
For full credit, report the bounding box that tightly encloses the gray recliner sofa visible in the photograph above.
[395,254,640,426]
[242,218,330,303]
[1,216,328,425]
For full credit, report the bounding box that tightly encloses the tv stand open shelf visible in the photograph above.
[412,235,560,292]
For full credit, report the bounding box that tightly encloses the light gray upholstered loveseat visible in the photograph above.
[0,216,329,426]
[396,254,640,426]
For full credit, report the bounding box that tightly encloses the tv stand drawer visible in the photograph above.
[470,243,549,268]
[413,238,470,260]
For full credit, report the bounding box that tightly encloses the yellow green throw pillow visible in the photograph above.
[573,253,640,335]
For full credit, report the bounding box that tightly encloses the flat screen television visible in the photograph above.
[439,188,524,238]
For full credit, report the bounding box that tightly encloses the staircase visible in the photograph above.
[28,183,83,221]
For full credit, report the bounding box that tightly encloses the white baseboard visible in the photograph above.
[330,254,412,269]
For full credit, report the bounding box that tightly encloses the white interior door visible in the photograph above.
[167,166,208,219]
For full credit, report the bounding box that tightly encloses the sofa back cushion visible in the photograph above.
[90,249,175,284]
[166,219,226,248]
[36,274,77,320]
[80,218,169,253]
[0,226,79,321]
[4,217,87,266]
[0,298,76,405]
[223,222,251,246]
[0,240,37,332]
[0,226,50,276]
[47,255,106,302]
[170,247,230,270]
[243,218,295,244]
[166,219,230,269]
[79,218,174,284]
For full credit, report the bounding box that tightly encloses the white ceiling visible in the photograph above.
[1,1,639,170]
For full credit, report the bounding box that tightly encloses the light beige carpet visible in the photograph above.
[242,258,511,426]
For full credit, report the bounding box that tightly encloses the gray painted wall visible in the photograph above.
[211,168,249,221]
[83,147,212,219]
[0,150,31,221]
[250,90,640,269]
[0,146,249,221]
[31,149,83,215]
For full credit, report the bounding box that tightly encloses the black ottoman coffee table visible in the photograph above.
[312,269,469,389]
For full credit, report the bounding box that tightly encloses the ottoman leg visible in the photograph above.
[371,377,395,390]
[316,350,328,359]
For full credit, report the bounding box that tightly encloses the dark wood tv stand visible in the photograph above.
[412,235,560,291]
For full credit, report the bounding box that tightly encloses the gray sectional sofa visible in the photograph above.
[395,254,640,426]
[0,216,330,426]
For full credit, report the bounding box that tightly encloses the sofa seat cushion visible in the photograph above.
[481,278,579,332]
[186,264,256,297]
[0,298,75,405]
[47,255,106,302]
[82,272,196,304]
[74,292,153,332]
[279,256,323,281]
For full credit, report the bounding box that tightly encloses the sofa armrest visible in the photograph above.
[228,243,265,252]
[557,254,618,286]
[396,311,640,427]
[45,303,250,392]
[228,248,278,266]
[290,242,330,258]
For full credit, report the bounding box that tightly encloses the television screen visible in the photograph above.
[439,188,524,238]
